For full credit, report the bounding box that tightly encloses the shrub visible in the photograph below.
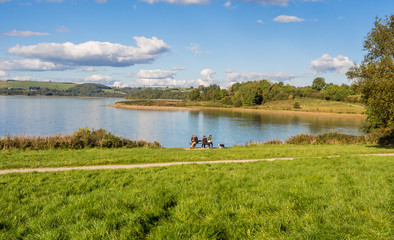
[285,133,366,145]
[0,128,161,150]
[293,102,301,109]
[365,128,394,146]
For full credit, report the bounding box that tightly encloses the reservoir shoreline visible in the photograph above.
[106,103,366,119]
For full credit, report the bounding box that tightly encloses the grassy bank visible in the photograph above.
[1,155,392,239]
[1,144,393,170]
[259,98,365,115]
[115,98,365,116]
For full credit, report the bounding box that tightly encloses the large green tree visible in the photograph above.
[311,77,326,91]
[347,15,394,131]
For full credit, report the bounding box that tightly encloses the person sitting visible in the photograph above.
[201,135,208,148]
[191,134,198,148]
[207,135,213,148]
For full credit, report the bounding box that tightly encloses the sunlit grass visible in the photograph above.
[259,98,365,115]
[1,144,393,170]
[0,155,392,239]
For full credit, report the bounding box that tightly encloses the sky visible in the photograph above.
[0,0,392,88]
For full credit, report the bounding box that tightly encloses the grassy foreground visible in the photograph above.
[1,144,393,170]
[1,155,392,239]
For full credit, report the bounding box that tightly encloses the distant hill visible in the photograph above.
[0,80,126,97]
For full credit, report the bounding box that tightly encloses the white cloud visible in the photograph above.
[242,0,291,6]
[112,81,123,87]
[0,70,8,77]
[224,1,237,9]
[82,74,116,85]
[194,69,215,86]
[136,69,186,86]
[274,15,305,23]
[226,70,296,82]
[0,58,68,71]
[1,30,50,37]
[172,66,186,71]
[257,19,264,24]
[309,54,354,74]
[82,67,98,72]
[142,0,209,5]
[95,0,107,3]
[7,37,171,68]
[56,26,70,33]
[337,16,343,20]
[0,0,12,3]
[186,43,203,55]
[13,76,32,81]
[84,74,112,82]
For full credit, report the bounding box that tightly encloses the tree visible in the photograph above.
[311,77,326,91]
[347,15,394,131]
[188,89,200,101]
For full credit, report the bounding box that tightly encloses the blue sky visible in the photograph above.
[0,0,392,88]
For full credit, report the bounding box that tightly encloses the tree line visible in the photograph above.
[188,78,361,107]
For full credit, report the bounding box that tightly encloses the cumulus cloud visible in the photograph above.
[193,69,216,86]
[0,70,8,77]
[0,58,69,71]
[82,74,117,85]
[136,69,186,86]
[309,54,354,74]
[84,74,112,82]
[274,15,305,23]
[7,37,171,69]
[1,30,50,37]
[95,0,107,3]
[226,70,296,82]
[112,81,123,87]
[143,0,209,5]
[257,19,264,24]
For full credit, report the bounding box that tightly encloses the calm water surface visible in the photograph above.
[0,96,364,148]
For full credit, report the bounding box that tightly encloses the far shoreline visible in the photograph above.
[105,103,366,119]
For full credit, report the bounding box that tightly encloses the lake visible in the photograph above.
[0,96,365,148]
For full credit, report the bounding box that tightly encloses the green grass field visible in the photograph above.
[118,98,365,115]
[259,98,365,115]
[1,144,393,170]
[0,154,392,239]
[0,80,77,91]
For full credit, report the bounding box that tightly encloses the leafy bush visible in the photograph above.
[285,133,366,145]
[365,128,394,146]
[293,102,301,109]
[0,128,161,150]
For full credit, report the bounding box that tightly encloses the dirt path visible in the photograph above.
[0,153,393,175]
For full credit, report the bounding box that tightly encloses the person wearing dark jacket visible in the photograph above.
[202,135,208,148]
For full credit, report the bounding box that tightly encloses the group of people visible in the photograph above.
[191,134,213,148]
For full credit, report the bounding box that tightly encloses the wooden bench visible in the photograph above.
[190,140,212,148]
